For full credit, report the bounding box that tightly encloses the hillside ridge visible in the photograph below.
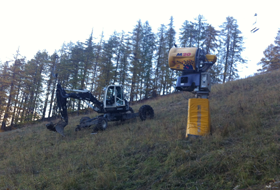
[1,71,280,189]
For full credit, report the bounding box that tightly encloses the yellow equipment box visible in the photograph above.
[186,98,210,137]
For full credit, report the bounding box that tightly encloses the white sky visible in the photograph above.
[0,0,279,78]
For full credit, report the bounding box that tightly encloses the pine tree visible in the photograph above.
[203,25,220,54]
[227,26,246,81]
[47,53,59,118]
[179,20,196,47]
[112,31,125,84]
[194,15,208,49]
[1,56,25,128]
[75,33,95,112]
[273,29,280,69]
[10,67,24,125]
[0,62,10,129]
[82,32,95,89]
[258,44,279,72]
[165,16,176,94]
[209,57,223,83]
[203,24,221,83]
[90,31,104,96]
[58,42,74,86]
[95,32,118,98]
[129,20,143,102]
[141,21,156,99]
[258,29,280,72]
[66,43,85,113]
[41,52,55,121]
[14,87,25,125]
[23,51,48,121]
[154,24,167,96]
[219,16,246,83]
[274,30,280,65]
[118,32,131,94]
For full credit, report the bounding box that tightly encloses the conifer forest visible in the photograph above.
[0,14,279,130]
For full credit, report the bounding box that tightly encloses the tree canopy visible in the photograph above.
[0,15,248,128]
[258,29,280,72]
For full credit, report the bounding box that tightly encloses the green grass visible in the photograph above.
[1,71,280,189]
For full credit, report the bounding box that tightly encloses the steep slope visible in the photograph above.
[1,70,280,189]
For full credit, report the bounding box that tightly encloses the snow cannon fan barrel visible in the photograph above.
[168,47,217,73]
[168,47,217,92]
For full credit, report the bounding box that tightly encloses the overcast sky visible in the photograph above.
[1,0,279,77]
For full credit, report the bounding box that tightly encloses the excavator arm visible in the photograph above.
[46,84,104,136]
[56,84,104,120]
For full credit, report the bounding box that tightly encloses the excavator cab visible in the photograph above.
[104,85,126,108]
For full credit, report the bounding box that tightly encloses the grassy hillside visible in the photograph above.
[1,70,280,189]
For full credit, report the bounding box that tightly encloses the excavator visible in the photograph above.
[46,84,154,136]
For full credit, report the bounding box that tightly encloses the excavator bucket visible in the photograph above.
[45,84,69,136]
[55,121,67,136]
[46,121,67,137]
[46,120,67,136]
[55,84,68,136]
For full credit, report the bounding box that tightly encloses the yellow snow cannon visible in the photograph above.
[168,47,217,92]
[168,47,217,72]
